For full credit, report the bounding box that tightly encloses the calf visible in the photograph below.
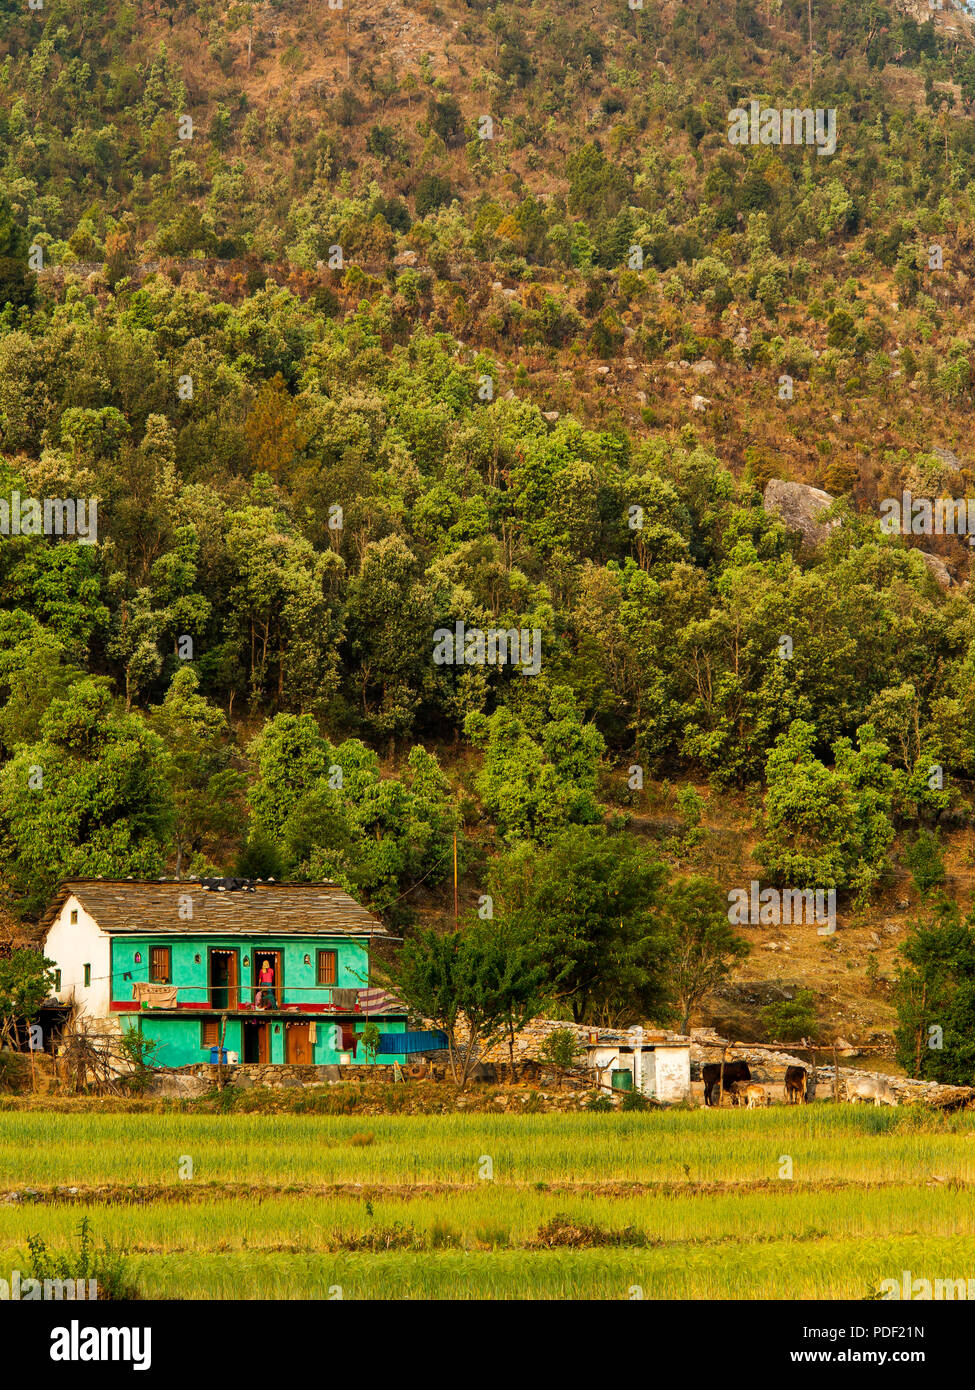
[702,1060,751,1106]
[727,1080,750,1105]
[784,1065,807,1105]
[743,1083,769,1109]
[845,1075,899,1107]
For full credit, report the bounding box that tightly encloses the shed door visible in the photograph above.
[286,1022,313,1065]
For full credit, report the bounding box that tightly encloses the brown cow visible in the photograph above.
[784,1065,808,1105]
[702,1060,751,1106]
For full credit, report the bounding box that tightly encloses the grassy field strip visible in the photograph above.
[5,1111,975,1187]
[6,1111,975,1298]
[0,1186,973,1252]
[11,1237,971,1301]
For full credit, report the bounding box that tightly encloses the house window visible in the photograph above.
[317,950,337,986]
[83,964,90,987]
[201,1019,219,1048]
[70,908,78,925]
[150,947,172,984]
[54,969,61,991]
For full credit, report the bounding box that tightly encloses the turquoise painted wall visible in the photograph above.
[111,935,371,1008]
[119,1012,407,1068]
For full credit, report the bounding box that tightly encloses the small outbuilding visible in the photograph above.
[587,1027,691,1102]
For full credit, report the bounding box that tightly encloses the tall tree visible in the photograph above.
[660,875,750,1033]
[149,667,246,877]
[492,826,672,1026]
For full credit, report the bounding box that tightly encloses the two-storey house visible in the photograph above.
[41,878,408,1066]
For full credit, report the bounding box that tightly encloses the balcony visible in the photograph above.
[113,982,404,1016]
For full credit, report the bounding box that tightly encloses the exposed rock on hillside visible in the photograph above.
[763,479,840,549]
[916,550,953,589]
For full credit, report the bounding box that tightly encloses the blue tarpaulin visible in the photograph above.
[377,1030,448,1055]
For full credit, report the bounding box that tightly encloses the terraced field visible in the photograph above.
[3,1106,975,1298]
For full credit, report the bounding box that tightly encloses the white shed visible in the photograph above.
[587,1027,691,1102]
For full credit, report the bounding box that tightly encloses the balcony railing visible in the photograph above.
[119,981,402,1015]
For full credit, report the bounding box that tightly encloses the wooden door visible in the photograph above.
[242,1020,269,1064]
[286,1022,312,1065]
[209,949,239,1010]
[226,951,239,1009]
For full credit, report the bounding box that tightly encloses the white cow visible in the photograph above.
[845,1075,899,1107]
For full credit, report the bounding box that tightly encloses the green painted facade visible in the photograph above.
[110,934,406,1067]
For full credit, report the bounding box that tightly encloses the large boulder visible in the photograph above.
[916,550,953,589]
[763,479,840,549]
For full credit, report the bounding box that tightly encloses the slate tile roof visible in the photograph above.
[40,879,388,938]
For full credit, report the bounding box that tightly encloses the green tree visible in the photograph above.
[903,829,946,902]
[466,686,605,844]
[0,948,56,1049]
[118,1026,161,1094]
[492,826,672,1025]
[0,678,172,913]
[760,989,820,1043]
[0,192,35,309]
[538,1026,584,1090]
[393,921,543,1086]
[343,536,435,747]
[393,927,466,1080]
[894,905,975,1084]
[661,875,750,1032]
[149,668,247,877]
[757,721,896,897]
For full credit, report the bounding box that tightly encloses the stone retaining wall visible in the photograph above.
[179,1061,401,1086]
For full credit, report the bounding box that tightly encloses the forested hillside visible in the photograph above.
[2,0,975,1041]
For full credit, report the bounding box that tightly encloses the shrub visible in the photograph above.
[24,1217,137,1301]
[415,175,454,217]
[538,1027,584,1089]
[760,989,820,1043]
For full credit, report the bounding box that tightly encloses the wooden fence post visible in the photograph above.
[217,1012,228,1091]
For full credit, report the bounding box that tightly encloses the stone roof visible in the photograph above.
[40,879,388,939]
[457,1017,690,1064]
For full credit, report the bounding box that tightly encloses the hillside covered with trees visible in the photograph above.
[2,0,975,1050]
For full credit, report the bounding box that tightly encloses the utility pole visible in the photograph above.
[453,830,459,928]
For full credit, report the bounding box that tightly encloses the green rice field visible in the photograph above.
[2,1106,974,1298]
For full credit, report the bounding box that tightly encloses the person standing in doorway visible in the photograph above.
[258,957,276,1009]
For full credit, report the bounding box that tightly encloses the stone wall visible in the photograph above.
[816,1064,975,1109]
[176,1061,401,1087]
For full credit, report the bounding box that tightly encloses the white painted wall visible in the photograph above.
[653,1045,691,1102]
[587,1043,691,1101]
[43,895,112,1023]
